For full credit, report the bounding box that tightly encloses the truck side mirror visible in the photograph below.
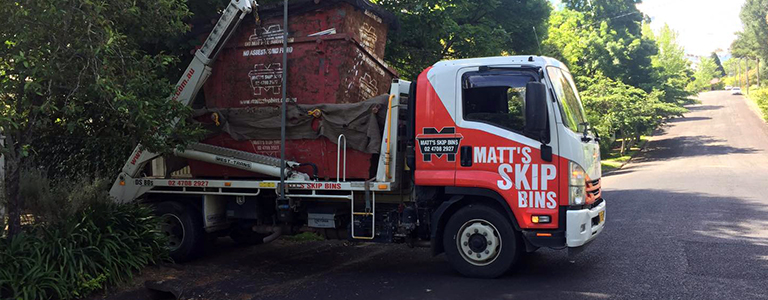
[525,81,552,162]
[524,82,548,142]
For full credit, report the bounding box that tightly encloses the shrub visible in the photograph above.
[581,74,686,156]
[750,88,768,120]
[0,196,167,299]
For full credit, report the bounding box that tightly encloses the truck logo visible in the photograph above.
[130,149,144,165]
[358,73,378,100]
[247,24,284,46]
[248,63,282,96]
[359,23,378,55]
[416,127,463,162]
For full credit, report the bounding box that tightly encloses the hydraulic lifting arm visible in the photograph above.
[110,0,259,202]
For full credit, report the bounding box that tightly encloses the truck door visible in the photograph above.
[453,68,561,230]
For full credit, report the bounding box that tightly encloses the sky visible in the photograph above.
[636,0,745,57]
[550,0,746,57]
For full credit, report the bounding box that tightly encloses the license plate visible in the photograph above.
[599,211,605,223]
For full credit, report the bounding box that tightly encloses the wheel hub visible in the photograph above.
[468,234,488,253]
[456,219,501,266]
[160,214,185,252]
[457,219,501,266]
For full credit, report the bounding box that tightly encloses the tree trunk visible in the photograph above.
[620,132,627,156]
[758,58,760,88]
[4,134,22,237]
[738,59,742,88]
[746,58,751,92]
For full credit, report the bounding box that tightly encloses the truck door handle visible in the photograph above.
[460,146,472,167]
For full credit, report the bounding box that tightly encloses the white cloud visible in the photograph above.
[636,0,745,56]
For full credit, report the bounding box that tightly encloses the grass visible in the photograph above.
[601,136,648,173]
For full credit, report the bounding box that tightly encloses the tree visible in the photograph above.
[543,5,689,155]
[581,74,684,155]
[373,0,552,79]
[711,52,726,77]
[644,24,694,105]
[734,0,768,87]
[0,0,201,236]
[688,57,722,92]
[545,2,658,92]
[562,0,645,38]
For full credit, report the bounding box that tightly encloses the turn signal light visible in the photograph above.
[532,215,551,224]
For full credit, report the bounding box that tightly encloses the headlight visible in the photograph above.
[569,161,586,205]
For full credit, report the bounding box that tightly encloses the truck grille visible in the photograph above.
[586,178,601,203]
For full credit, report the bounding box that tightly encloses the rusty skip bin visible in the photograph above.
[190,0,397,180]
[202,0,397,108]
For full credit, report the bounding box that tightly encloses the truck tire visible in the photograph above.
[443,204,522,278]
[155,201,205,263]
[229,226,267,246]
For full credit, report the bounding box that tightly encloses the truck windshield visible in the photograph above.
[547,67,588,133]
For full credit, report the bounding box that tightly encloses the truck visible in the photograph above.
[110,0,606,278]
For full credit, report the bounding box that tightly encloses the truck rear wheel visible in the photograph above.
[155,201,205,263]
[443,204,521,278]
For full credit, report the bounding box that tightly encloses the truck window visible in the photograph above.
[462,72,535,134]
[547,67,588,133]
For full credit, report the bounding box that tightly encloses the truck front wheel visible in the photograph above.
[443,204,522,278]
[155,201,205,263]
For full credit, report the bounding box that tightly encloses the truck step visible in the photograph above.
[187,143,297,168]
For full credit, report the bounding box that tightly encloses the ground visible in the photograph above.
[96,91,768,300]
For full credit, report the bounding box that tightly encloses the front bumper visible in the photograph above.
[566,199,606,247]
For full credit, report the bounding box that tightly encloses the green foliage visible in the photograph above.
[711,53,726,77]
[562,0,644,37]
[580,74,685,154]
[20,169,116,225]
[749,88,768,120]
[543,8,657,91]
[688,57,723,92]
[0,0,200,157]
[543,3,691,155]
[645,24,695,105]
[732,0,768,87]
[0,0,205,234]
[0,196,167,300]
[372,0,552,79]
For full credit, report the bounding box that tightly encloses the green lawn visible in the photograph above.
[601,136,648,173]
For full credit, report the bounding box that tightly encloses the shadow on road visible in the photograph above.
[666,116,712,123]
[600,189,768,287]
[685,105,723,112]
[95,190,768,300]
[635,135,759,162]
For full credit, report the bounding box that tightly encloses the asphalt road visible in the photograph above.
[102,91,768,300]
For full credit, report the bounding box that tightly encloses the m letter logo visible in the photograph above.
[415,127,463,162]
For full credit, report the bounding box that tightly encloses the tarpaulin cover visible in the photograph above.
[194,94,389,154]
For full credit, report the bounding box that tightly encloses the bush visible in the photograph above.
[19,169,117,225]
[749,88,768,120]
[0,193,167,299]
[581,74,686,156]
